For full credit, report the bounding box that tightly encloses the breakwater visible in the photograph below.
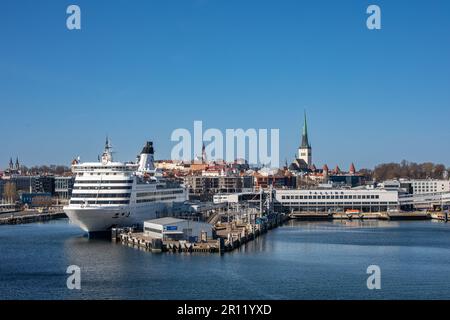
[0,211,67,225]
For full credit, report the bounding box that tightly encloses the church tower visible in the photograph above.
[298,111,312,166]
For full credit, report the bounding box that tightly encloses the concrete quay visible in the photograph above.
[289,211,432,221]
[113,213,288,254]
[116,231,224,253]
[0,210,67,225]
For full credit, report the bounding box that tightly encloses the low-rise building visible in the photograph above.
[184,174,253,201]
[253,168,296,190]
[6,175,37,193]
[21,193,53,207]
[274,188,399,213]
[400,179,450,195]
[143,217,214,241]
[213,192,266,205]
[33,176,55,195]
[55,176,75,200]
[155,160,188,171]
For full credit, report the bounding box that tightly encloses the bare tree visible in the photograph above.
[3,182,19,204]
[373,161,449,181]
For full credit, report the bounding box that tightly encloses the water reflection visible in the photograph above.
[1,219,450,300]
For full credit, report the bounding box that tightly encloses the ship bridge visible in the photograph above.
[72,162,138,173]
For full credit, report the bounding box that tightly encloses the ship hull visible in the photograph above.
[64,202,171,234]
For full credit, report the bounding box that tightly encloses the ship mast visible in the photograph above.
[101,137,113,164]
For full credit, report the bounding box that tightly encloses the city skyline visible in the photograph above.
[2,0,450,168]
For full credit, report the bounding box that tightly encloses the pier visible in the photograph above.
[116,231,223,253]
[0,210,67,225]
[113,212,288,254]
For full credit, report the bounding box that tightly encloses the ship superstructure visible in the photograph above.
[64,139,187,234]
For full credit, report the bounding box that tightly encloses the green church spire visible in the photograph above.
[301,111,311,148]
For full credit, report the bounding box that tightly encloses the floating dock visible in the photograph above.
[430,212,448,222]
[387,212,430,221]
[288,212,333,220]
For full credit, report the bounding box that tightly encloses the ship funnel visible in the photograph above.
[138,141,155,172]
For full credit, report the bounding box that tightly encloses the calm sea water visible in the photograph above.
[1,218,450,300]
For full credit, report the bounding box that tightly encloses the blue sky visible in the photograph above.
[1,0,450,169]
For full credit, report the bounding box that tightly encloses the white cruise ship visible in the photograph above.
[63,139,187,235]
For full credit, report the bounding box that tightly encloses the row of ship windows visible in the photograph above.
[74,180,134,184]
[74,186,133,190]
[71,193,131,198]
[281,195,381,200]
[77,167,133,171]
[136,190,185,197]
[70,200,130,205]
[136,196,178,203]
[70,195,182,205]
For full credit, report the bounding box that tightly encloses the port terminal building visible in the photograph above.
[274,189,399,213]
[212,188,399,213]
